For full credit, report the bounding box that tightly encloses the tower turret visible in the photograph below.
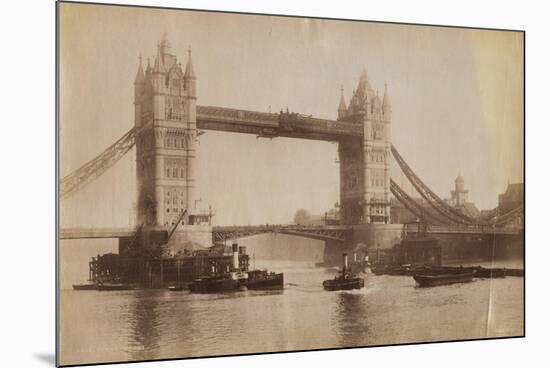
[337,86,347,120]
[134,55,145,128]
[153,43,166,75]
[382,81,391,121]
[184,47,196,98]
[451,173,468,206]
[134,55,145,85]
[145,57,151,76]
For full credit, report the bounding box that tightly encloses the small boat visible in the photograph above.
[413,270,474,287]
[189,243,284,293]
[323,253,364,291]
[97,283,135,291]
[72,283,98,290]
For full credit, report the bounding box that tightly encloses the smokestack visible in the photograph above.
[232,243,239,270]
[343,253,348,273]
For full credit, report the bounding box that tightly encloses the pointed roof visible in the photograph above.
[356,67,373,99]
[184,46,196,79]
[153,44,166,74]
[338,86,347,112]
[145,57,151,75]
[134,55,145,84]
[382,81,391,111]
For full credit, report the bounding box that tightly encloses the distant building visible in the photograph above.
[450,175,468,206]
[445,174,480,218]
[498,183,524,214]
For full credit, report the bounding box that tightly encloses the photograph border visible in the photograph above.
[55,1,526,366]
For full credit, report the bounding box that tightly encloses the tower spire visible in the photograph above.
[338,85,347,119]
[184,46,195,79]
[134,54,145,84]
[382,81,392,118]
[153,43,165,74]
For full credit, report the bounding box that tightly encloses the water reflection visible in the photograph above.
[60,259,523,365]
[125,290,162,361]
[333,291,370,347]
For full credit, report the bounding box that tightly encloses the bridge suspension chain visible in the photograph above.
[492,205,524,226]
[60,127,137,200]
[390,145,478,225]
[389,179,448,225]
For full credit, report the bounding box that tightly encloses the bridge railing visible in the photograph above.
[427,224,521,235]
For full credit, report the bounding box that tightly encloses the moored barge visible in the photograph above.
[413,270,474,287]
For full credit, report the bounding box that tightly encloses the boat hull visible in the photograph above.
[72,284,98,290]
[323,277,364,291]
[245,272,284,290]
[97,283,135,291]
[413,272,474,287]
[188,278,238,293]
[473,267,506,278]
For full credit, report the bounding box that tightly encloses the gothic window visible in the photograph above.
[167,168,170,178]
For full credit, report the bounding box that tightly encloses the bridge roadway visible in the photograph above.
[59,224,521,241]
[196,105,362,141]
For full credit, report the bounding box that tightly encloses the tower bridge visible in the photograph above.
[59,36,523,264]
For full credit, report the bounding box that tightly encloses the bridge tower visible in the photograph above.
[133,35,211,252]
[337,69,392,225]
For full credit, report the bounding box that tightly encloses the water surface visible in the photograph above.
[59,259,523,365]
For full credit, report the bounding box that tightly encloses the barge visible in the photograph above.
[413,270,474,287]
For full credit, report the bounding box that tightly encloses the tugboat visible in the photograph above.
[323,253,365,291]
[189,243,284,293]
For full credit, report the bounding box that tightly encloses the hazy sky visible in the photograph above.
[59,3,523,228]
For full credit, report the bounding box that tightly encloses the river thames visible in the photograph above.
[59,254,523,366]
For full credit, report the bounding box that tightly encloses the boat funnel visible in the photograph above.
[343,253,349,273]
[232,243,239,270]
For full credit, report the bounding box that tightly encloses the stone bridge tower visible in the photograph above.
[337,69,392,225]
[133,35,211,252]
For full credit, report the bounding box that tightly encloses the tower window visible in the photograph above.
[173,168,177,177]
[167,168,170,177]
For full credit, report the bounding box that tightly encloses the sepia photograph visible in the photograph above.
[57,1,524,366]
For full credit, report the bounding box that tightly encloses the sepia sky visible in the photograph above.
[59,3,523,227]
